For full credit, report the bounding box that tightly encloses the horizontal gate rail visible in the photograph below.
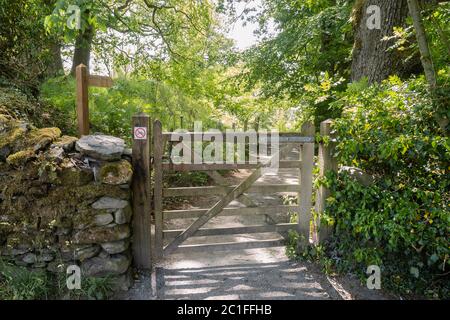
[162,132,314,144]
[163,205,298,219]
[162,160,302,172]
[176,239,285,253]
[163,223,298,238]
[163,184,301,197]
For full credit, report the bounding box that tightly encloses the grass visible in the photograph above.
[0,258,115,300]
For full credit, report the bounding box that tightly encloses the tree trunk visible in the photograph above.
[351,0,422,83]
[70,24,94,76]
[407,0,437,89]
[46,40,64,77]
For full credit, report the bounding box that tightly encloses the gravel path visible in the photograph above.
[116,149,391,300]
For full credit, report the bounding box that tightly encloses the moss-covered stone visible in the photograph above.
[73,225,130,244]
[59,166,93,186]
[0,122,28,160]
[53,135,78,152]
[6,149,36,167]
[99,160,133,185]
[29,127,61,151]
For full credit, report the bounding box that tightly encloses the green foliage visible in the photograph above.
[166,172,209,187]
[321,76,449,299]
[239,0,353,99]
[40,76,220,141]
[0,0,57,92]
[0,86,73,131]
[0,260,50,300]
[0,258,115,300]
[54,271,114,300]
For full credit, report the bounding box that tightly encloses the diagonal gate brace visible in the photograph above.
[163,146,288,256]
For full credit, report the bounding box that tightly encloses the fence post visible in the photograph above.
[298,121,315,249]
[153,120,164,261]
[131,113,152,269]
[76,64,89,136]
[316,119,338,243]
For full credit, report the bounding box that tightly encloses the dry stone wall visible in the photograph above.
[0,113,135,292]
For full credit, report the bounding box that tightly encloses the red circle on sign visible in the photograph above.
[134,127,146,139]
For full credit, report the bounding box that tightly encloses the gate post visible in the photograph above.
[76,64,89,137]
[132,113,152,269]
[316,119,338,243]
[298,121,315,249]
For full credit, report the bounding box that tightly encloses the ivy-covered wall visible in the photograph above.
[0,111,134,293]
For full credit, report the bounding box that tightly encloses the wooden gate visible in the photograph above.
[150,120,316,261]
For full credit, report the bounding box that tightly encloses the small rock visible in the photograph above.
[39,252,54,262]
[98,250,110,259]
[33,262,47,268]
[75,135,125,161]
[30,127,61,151]
[104,223,118,228]
[123,148,132,156]
[73,245,101,261]
[81,254,130,277]
[92,197,128,210]
[53,135,78,152]
[100,240,130,254]
[73,225,130,244]
[11,247,30,256]
[6,149,35,167]
[15,259,29,267]
[94,213,114,226]
[47,147,65,163]
[99,160,133,185]
[114,205,132,224]
[59,165,93,186]
[22,253,37,264]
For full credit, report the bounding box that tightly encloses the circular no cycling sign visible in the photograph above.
[134,127,147,140]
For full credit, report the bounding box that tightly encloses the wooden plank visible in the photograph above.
[163,223,298,238]
[88,75,113,88]
[298,122,315,248]
[176,239,285,253]
[163,205,298,219]
[131,113,152,269]
[315,119,338,244]
[163,166,264,256]
[163,132,314,144]
[162,160,302,171]
[76,64,89,136]
[206,171,256,207]
[153,120,164,261]
[163,184,301,197]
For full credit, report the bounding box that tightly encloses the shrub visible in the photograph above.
[321,75,449,299]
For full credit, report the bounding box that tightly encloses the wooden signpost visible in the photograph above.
[75,64,113,136]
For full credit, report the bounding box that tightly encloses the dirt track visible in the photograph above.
[116,148,391,300]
